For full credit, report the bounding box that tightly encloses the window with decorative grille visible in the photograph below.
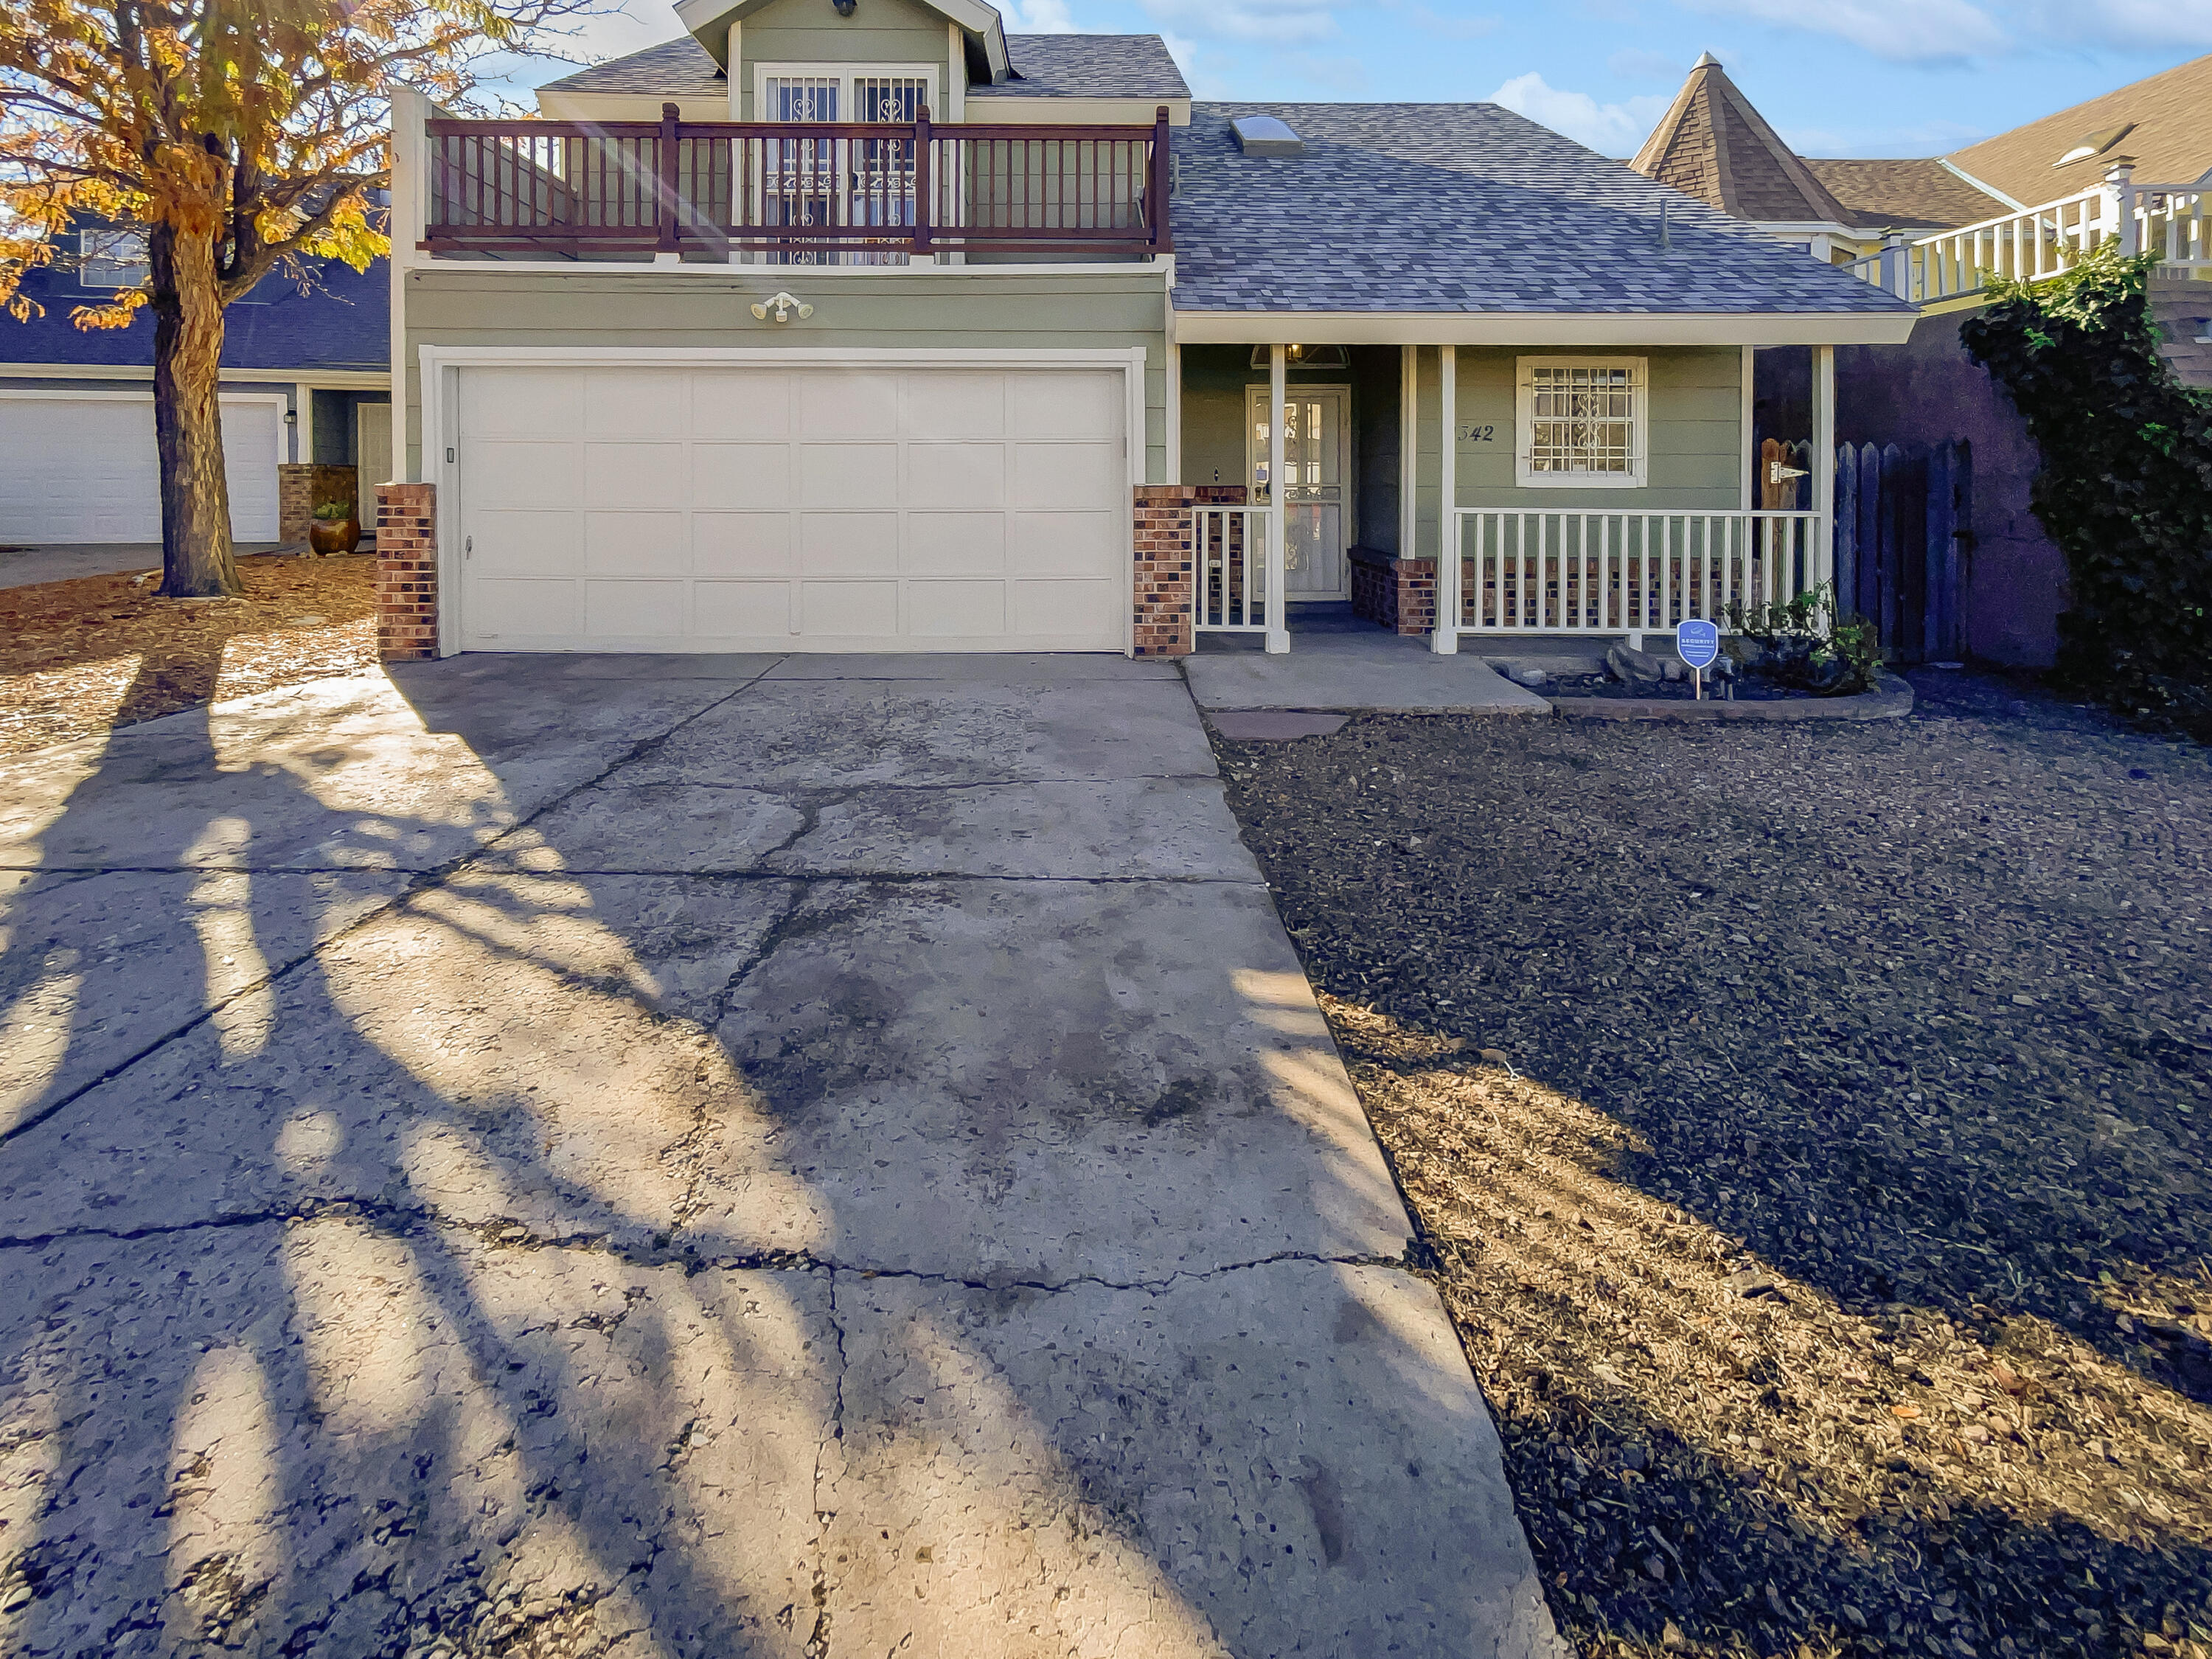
[1516,357,1646,487]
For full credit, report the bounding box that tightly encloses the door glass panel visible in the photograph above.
[763,77,839,265]
[1248,389,1347,597]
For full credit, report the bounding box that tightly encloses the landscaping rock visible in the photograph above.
[1512,666,1552,689]
[1604,643,1666,687]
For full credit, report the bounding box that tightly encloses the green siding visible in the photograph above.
[401,265,1169,479]
[736,0,955,119]
[1450,345,1745,511]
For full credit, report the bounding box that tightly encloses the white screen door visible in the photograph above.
[1248,386,1350,599]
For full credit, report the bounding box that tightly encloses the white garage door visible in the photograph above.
[0,392,282,543]
[456,364,1130,653]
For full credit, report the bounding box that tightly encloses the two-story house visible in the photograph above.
[379,0,1916,660]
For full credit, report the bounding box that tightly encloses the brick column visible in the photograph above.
[278,465,316,541]
[1133,484,1197,657]
[375,482,438,661]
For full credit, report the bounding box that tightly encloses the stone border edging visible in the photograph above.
[1544,670,1915,723]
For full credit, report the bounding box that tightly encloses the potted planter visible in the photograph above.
[308,500,360,555]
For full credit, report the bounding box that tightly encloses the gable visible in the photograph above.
[1630,55,1857,229]
[675,0,1004,82]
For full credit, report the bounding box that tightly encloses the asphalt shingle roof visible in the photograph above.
[1802,159,2004,232]
[538,36,725,98]
[1172,102,1918,316]
[975,34,1189,100]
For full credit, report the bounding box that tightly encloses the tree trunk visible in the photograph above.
[151,222,241,599]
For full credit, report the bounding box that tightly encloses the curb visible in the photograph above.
[1543,671,1915,723]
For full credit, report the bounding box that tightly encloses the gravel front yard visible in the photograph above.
[1214,670,2212,1659]
[0,554,375,758]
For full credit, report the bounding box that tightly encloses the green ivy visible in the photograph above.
[1958,243,2212,729]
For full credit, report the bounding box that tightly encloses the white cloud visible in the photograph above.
[1486,72,1672,155]
[1135,0,1343,46]
[2025,0,2212,49]
[1004,0,1079,32]
[1680,0,2008,61]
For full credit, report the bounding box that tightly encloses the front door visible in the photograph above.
[757,69,935,266]
[1248,386,1350,599]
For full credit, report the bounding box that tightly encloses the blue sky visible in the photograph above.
[518,0,2212,158]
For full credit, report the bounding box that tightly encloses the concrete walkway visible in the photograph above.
[0,655,1559,1658]
[1186,613,1550,715]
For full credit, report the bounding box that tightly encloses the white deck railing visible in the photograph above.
[1192,506,1283,641]
[1848,178,2211,305]
[1453,509,1826,635]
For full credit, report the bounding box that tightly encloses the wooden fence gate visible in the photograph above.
[1758,437,1972,663]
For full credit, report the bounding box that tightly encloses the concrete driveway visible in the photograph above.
[0,653,1558,1658]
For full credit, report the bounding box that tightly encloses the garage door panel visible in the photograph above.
[907,580,1006,636]
[801,513,900,577]
[468,579,580,640]
[583,372,688,441]
[472,510,581,578]
[692,445,790,512]
[1010,577,1118,638]
[906,513,1006,577]
[585,512,687,577]
[584,443,686,512]
[905,444,1005,512]
[1009,370,1121,438]
[464,370,583,438]
[692,372,792,440]
[901,373,1004,439]
[465,441,580,509]
[694,580,793,637]
[585,580,686,638]
[1011,442,1121,512]
[1009,511,1121,579]
[800,580,900,636]
[799,443,897,512]
[459,363,1127,654]
[799,374,899,440]
[695,514,796,577]
[0,394,278,543]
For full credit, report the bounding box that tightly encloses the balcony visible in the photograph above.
[421,103,1172,263]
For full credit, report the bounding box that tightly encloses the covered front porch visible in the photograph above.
[1166,337,1840,655]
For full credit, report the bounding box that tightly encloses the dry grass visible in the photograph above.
[0,554,375,759]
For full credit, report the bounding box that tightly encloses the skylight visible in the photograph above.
[2054,125,2135,167]
[1231,116,1304,157]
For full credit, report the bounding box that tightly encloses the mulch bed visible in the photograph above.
[0,554,375,759]
[1545,672,1818,703]
[1213,669,2212,1659]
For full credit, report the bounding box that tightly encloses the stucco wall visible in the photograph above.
[400,265,1169,481]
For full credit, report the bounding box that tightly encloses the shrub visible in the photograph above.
[1959,241,2212,726]
[313,499,356,522]
[1725,582,1882,695]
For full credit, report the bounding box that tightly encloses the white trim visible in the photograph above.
[295,381,313,464]
[0,362,389,389]
[1812,343,1835,589]
[1432,345,1457,654]
[421,344,1147,659]
[1265,344,1289,653]
[403,257,1169,279]
[1514,355,1647,490]
[728,21,744,119]
[1937,156,2026,213]
[1164,337,1180,484]
[1739,344,1755,512]
[1172,311,1919,347]
[1398,344,1416,560]
[945,22,964,122]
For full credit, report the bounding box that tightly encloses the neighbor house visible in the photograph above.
[376,0,1915,661]
[0,223,392,546]
[1631,52,2211,665]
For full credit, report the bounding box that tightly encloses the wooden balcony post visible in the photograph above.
[1150,105,1173,254]
[913,105,933,258]
[657,101,682,256]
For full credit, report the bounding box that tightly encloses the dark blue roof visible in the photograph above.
[1172,102,1920,316]
[1,241,387,374]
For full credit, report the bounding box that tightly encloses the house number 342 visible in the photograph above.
[1458,423,1497,442]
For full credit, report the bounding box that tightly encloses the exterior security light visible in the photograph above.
[832,0,857,15]
[751,291,813,323]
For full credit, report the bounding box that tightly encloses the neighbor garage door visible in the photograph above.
[0,392,282,543]
[454,363,1131,653]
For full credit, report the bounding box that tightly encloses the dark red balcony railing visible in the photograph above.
[422,102,1172,260]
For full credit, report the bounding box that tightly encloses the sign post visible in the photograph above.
[1676,619,1720,701]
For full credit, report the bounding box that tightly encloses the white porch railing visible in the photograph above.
[1192,505,1283,639]
[1848,175,2211,305]
[1453,509,1826,635]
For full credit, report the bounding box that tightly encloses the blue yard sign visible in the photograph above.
[1676,619,1720,670]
